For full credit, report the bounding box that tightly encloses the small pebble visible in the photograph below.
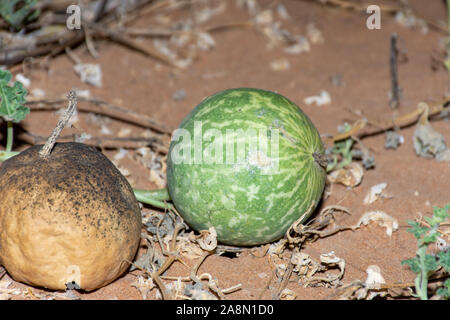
[172,89,186,101]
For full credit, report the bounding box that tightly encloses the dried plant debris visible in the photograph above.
[194,1,227,24]
[276,4,290,20]
[356,211,399,236]
[413,104,449,162]
[145,211,184,239]
[306,23,324,44]
[155,278,186,300]
[172,89,186,101]
[436,237,450,253]
[184,282,218,300]
[239,0,315,55]
[268,239,288,257]
[15,73,30,88]
[0,278,80,300]
[327,162,364,188]
[413,120,447,159]
[290,250,345,288]
[178,234,207,260]
[135,147,167,188]
[270,58,290,71]
[364,183,392,205]
[335,265,389,300]
[131,275,156,300]
[385,130,404,149]
[0,279,21,300]
[74,64,102,88]
[196,227,218,252]
[365,265,386,288]
[329,73,344,87]
[303,90,331,107]
[283,36,310,55]
[279,288,296,300]
[326,123,375,172]
[286,205,352,248]
[395,9,428,34]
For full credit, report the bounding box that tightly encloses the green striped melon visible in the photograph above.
[167,88,327,246]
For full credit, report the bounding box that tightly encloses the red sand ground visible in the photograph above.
[1,0,449,300]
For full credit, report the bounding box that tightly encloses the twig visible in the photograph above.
[19,130,169,154]
[189,251,227,300]
[104,30,181,68]
[26,96,173,134]
[276,250,294,300]
[151,213,187,300]
[328,99,449,143]
[389,33,400,109]
[306,0,400,13]
[39,90,77,158]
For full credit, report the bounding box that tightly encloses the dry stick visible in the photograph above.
[189,251,227,300]
[39,90,77,158]
[0,1,162,66]
[19,130,168,154]
[389,33,400,109]
[328,99,449,143]
[151,214,188,300]
[26,97,172,134]
[124,21,251,38]
[104,31,181,68]
[307,0,400,13]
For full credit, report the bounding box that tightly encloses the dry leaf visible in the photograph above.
[284,37,310,54]
[319,251,345,281]
[306,23,324,44]
[356,211,399,236]
[327,162,364,188]
[365,265,385,287]
[270,58,290,71]
[131,275,155,300]
[364,265,388,299]
[413,103,448,161]
[279,288,296,300]
[0,279,21,300]
[74,63,102,87]
[196,32,215,51]
[303,90,331,106]
[364,183,391,205]
[197,227,217,251]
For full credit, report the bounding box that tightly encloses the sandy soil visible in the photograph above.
[1,0,449,300]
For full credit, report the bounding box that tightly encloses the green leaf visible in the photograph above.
[430,205,450,224]
[0,0,39,30]
[401,258,421,273]
[0,69,29,123]
[419,227,440,246]
[436,279,450,299]
[438,251,450,272]
[423,254,439,273]
[406,221,428,240]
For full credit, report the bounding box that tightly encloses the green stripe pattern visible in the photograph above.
[167,88,326,246]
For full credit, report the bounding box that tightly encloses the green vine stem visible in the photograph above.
[0,150,19,161]
[6,121,13,152]
[415,245,429,300]
[133,188,173,210]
